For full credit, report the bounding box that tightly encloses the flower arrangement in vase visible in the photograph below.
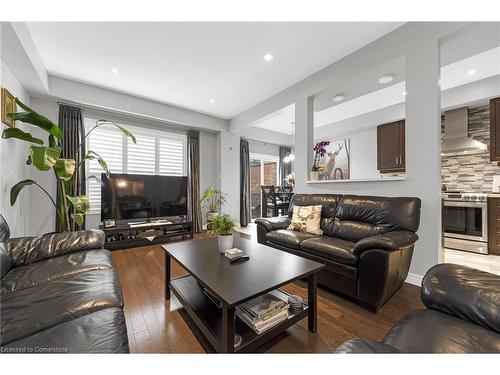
[311,140,330,181]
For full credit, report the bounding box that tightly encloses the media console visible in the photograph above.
[100,219,193,250]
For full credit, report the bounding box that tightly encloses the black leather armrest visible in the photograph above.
[353,230,418,255]
[334,338,400,353]
[421,263,500,334]
[254,217,291,232]
[7,229,105,267]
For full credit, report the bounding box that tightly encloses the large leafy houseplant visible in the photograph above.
[2,97,136,232]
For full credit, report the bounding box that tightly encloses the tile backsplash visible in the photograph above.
[441,105,500,192]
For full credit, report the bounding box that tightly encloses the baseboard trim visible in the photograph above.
[405,272,423,286]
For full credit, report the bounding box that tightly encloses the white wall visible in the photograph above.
[219,130,240,223]
[248,141,280,157]
[199,131,219,225]
[345,129,379,180]
[0,61,31,237]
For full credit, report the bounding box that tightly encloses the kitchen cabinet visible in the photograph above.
[490,97,500,162]
[488,196,500,255]
[377,120,405,173]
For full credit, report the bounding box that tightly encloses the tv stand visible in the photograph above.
[100,219,193,251]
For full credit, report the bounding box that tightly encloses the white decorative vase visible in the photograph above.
[218,234,234,253]
[310,171,319,181]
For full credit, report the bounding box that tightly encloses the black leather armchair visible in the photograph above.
[256,194,421,311]
[335,264,500,353]
[0,215,129,353]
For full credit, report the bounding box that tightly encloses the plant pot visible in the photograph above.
[218,234,234,253]
[309,171,319,181]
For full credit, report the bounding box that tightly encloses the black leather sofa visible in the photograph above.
[335,263,500,353]
[0,215,129,353]
[255,194,421,311]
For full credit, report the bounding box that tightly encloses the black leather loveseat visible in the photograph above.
[335,263,500,353]
[255,194,421,311]
[0,215,129,353]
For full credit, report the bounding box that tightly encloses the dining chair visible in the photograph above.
[260,185,288,218]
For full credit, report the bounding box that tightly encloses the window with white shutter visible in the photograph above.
[85,118,187,214]
[159,136,185,176]
[87,124,124,212]
[127,134,156,175]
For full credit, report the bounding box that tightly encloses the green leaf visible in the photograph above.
[10,179,35,206]
[1,127,44,145]
[66,195,90,214]
[54,159,76,182]
[72,213,84,227]
[30,146,61,171]
[85,150,110,176]
[9,98,63,139]
[96,119,136,144]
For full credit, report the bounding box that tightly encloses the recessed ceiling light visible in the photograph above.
[468,69,476,76]
[378,74,394,84]
[111,68,119,75]
[332,94,345,102]
[263,53,274,62]
[209,98,215,104]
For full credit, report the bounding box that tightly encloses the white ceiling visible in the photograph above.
[253,46,500,134]
[25,22,404,119]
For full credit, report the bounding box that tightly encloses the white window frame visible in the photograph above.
[84,118,187,214]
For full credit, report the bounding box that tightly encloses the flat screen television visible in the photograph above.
[101,173,188,221]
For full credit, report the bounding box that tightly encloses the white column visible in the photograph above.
[218,130,240,223]
[294,96,314,193]
[404,36,442,276]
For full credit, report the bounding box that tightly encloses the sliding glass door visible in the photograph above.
[249,153,279,219]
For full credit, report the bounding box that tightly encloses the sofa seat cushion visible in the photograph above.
[266,229,318,250]
[300,237,358,265]
[0,268,123,345]
[1,249,114,295]
[383,309,500,353]
[2,307,129,353]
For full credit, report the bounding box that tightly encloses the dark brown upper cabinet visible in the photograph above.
[490,97,500,162]
[377,120,405,173]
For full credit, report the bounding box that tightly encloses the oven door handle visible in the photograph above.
[443,201,487,208]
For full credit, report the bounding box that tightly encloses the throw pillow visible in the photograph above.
[288,205,323,235]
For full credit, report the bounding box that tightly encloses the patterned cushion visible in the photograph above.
[288,205,323,235]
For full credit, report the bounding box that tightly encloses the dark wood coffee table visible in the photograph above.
[162,234,324,353]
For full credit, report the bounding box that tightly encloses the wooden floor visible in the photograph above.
[111,233,423,353]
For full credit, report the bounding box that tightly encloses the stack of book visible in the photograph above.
[236,291,289,334]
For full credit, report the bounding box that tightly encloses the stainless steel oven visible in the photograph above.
[443,197,488,254]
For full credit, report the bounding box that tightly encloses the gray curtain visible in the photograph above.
[187,130,202,232]
[240,139,251,227]
[279,146,292,185]
[56,104,86,232]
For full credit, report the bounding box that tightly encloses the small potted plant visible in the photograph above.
[311,140,330,181]
[208,214,235,253]
[201,187,227,223]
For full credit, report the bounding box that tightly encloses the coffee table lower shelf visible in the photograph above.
[169,275,309,353]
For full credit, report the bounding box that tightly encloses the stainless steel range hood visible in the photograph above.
[441,107,487,156]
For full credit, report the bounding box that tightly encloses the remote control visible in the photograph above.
[229,255,250,263]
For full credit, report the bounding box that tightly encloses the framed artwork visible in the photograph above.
[315,138,350,180]
[1,88,16,127]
